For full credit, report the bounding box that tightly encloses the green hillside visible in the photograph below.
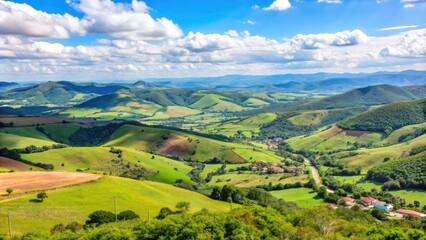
[39,123,86,144]
[0,132,56,149]
[338,98,426,133]
[21,147,193,184]
[334,134,426,172]
[0,81,126,107]
[105,124,282,163]
[365,151,426,189]
[299,85,426,110]
[0,176,230,234]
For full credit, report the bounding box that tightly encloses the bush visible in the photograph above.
[85,210,116,227]
[117,210,140,221]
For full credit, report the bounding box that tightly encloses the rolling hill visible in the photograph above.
[0,81,127,107]
[297,85,426,110]
[338,98,426,133]
[105,124,283,163]
[0,176,231,234]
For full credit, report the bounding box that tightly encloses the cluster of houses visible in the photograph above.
[264,137,283,150]
[250,161,304,175]
[340,196,425,218]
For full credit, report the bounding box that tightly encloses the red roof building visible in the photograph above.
[361,197,378,206]
[396,209,426,218]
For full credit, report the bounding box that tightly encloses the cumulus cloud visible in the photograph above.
[263,0,292,11]
[0,1,88,38]
[69,0,182,40]
[0,0,182,40]
[290,29,368,49]
[1,26,425,80]
[380,29,426,57]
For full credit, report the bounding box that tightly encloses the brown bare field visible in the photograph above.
[0,116,72,126]
[319,125,342,138]
[0,157,32,171]
[0,172,101,194]
[157,134,192,156]
[343,129,371,137]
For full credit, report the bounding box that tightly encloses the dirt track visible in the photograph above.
[0,157,31,171]
[0,171,101,194]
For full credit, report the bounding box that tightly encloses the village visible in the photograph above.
[340,196,426,219]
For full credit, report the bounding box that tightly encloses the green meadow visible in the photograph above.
[270,188,324,207]
[0,176,231,234]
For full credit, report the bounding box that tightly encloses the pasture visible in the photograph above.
[0,176,231,234]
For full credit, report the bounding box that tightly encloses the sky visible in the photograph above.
[0,0,425,81]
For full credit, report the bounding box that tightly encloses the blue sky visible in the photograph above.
[0,0,425,81]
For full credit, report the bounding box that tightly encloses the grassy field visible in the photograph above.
[0,126,51,141]
[208,173,308,188]
[233,148,283,163]
[288,110,329,126]
[0,176,231,234]
[199,163,251,179]
[150,106,201,119]
[389,189,426,207]
[21,147,193,184]
[0,132,56,149]
[380,122,426,145]
[286,125,382,152]
[39,123,85,144]
[105,124,279,163]
[335,134,426,172]
[270,188,324,207]
[206,113,277,138]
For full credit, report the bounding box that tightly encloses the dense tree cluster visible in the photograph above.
[14,206,426,240]
[366,151,426,189]
[338,98,426,135]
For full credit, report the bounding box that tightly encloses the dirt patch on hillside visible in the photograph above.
[156,134,193,157]
[0,172,101,194]
[0,157,31,171]
[342,130,371,137]
[320,126,342,138]
[0,116,72,126]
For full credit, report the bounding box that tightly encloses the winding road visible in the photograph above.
[304,158,334,193]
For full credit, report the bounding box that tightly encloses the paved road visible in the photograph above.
[304,158,334,193]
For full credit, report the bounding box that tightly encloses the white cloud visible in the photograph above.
[263,0,292,11]
[0,1,88,38]
[0,0,182,40]
[1,26,425,81]
[290,30,368,49]
[317,0,342,3]
[400,0,426,8]
[69,0,182,40]
[247,20,255,25]
[380,29,426,57]
[252,4,260,9]
[379,25,419,31]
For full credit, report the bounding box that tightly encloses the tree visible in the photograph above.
[6,188,13,195]
[371,208,387,221]
[85,210,115,227]
[176,201,191,213]
[413,201,420,208]
[157,207,173,219]
[37,191,48,202]
[210,186,221,200]
[117,210,140,221]
[381,180,401,191]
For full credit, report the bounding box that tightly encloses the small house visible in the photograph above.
[341,197,355,206]
[360,197,378,206]
[396,209,426,218]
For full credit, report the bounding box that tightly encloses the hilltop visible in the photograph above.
[338,98,426,133]
[0,81,127,107]
[297,84,426,110]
